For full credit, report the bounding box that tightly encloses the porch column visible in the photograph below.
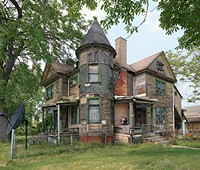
[151,104,154,126]
[57,104,61,144]
[133,102,136,127]
[129,101,133,128]
[42,108,46,133]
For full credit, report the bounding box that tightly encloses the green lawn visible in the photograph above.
[1,142,200,170]
[175,138,200,148]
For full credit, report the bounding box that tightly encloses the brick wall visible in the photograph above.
[114,68,128,96]
[80,134,113,143]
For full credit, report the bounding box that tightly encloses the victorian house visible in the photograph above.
[41,19,183,143]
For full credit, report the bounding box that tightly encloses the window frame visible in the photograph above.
[70,74,79,87]
[156,107,167,124]
[46,83,54,100]
[88,64,101,83]
[156,80,165,95]
[87,98,101,123]
[70,105,79,125]
[156,61,164,71]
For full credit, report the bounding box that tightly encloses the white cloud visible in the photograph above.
[142,11,163,33]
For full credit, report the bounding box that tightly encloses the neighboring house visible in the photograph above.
[183,106,200,133]
[41,19,183,143]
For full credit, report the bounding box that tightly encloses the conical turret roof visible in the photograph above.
[76,18,116,56]
[81,18,111,46]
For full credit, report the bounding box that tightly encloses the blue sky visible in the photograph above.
[81,3,198,107]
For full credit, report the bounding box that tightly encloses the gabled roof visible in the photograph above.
[130,51,163,72]
[183,105,200,123]
[51,62,74,75]
[41,62,74,86]
[80,18,111,47]
[184,105,200,117]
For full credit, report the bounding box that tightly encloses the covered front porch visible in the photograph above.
[41,99,79,144]
[114,96,157,143]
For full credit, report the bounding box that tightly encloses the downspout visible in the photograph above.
[68,77,70,97]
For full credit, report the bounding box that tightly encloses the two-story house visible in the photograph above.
[41,18,183,143]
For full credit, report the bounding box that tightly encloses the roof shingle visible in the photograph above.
[130,51,163,72]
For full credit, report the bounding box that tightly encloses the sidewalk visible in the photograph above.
[170,145,200,150]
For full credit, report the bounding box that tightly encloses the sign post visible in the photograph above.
[10,129,16,160]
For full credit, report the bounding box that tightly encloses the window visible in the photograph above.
[88,51,100,63]
[156,80,165,95]
[156,107,166,124]
[156,61,164,71]
[89,65,99,82]
[70,74,79,87]
[71,105,79,125]
[46,84,54,100]
[88,98,100,123]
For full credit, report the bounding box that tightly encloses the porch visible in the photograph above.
[41,99,79,144]
[114,95,157,143]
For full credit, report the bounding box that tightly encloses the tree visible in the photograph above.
[1,0,199,114]
[0,0,90,113]
[167,48,200,102]
[101,0,200,49]
[158,0,200,50]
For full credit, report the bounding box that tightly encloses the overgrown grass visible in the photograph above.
[1,142,200,170]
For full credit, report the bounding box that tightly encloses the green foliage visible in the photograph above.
[0,0,92,122]
[158,0,200,49]
[167,48,200,102]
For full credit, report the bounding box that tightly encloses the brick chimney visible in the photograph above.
[115,37,127,67]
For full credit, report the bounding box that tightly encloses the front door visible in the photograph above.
[135,108,146,126]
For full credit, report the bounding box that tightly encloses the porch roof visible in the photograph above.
[114,95,157,105]
[56,99,79,105]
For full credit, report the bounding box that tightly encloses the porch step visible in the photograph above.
[145,133,169,145]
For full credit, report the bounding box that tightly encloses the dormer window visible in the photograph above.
[156,61,164,71]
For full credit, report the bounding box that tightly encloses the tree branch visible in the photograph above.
[10,0,22,18]
[125,0,149,40]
